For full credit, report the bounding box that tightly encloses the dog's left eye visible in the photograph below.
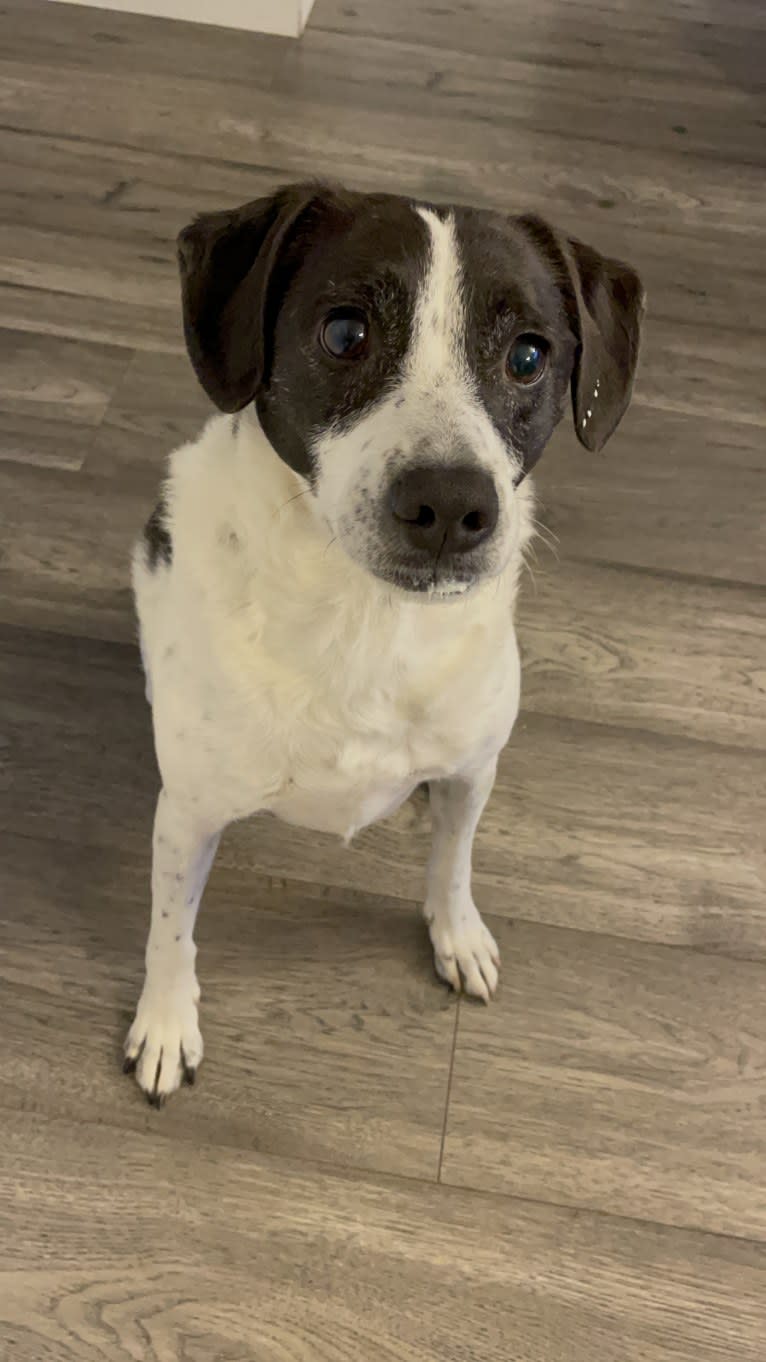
[319,309,369,360]
[506,334,548,385]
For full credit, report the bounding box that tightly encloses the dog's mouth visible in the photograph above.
[377,562,481,600]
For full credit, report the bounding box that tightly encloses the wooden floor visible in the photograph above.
[1,0,765,1356]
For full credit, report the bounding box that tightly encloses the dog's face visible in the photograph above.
[178,185,644,597]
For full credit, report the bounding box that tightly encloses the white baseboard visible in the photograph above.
[48,0,317,38]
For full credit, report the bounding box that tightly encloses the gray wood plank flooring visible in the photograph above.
[1,0,764,1357]
[3,1113,764,1362]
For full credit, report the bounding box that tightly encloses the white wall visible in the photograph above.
[48,0,317,38]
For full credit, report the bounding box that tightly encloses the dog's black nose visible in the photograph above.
[389,465,499,557]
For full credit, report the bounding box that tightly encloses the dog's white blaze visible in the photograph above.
[410,207,468,382]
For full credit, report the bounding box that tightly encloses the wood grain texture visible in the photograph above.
[0,411,96,472]
[0,466,146,640]
[0,328,131,468]
[2,48,764,243]
[443,916,766,1239]
[0,277,183,356]
[0,221,180,326]
[83,348,214,479]
[273,29,766,166]
[312,0,766,89]
[518,560,766,749]
[534,410,766,585]
[2,1114,765,1362]
[0,0,287,85]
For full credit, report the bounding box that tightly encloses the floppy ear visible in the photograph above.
[519,216,645,452]
[177,184,319,412]
[565,234,645,451]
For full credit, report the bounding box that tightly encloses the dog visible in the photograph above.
[123,183,643,1105]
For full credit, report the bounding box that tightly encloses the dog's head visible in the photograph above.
[178,184,644,598]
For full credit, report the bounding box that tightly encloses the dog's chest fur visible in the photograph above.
[135,414,529,840]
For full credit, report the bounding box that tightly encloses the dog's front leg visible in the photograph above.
[124,789,221,1105]
[425,757,500,1002]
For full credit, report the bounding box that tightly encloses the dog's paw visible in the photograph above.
[426,905,500,1003]
[123,980,203,1106]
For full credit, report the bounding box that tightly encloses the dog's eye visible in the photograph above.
[319,309,369,360]
[506,334,548,385]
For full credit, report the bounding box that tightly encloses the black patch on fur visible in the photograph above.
[452,207,643,473]
[512,214,644,455]
[256,191,430,476]
[452,208,579,477]
[177,185,429,478]
[144,498,172,568]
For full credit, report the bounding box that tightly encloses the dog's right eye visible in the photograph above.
[319,309,369,360]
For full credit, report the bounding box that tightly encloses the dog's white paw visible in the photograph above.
[426,904,500,1003]
[123,979,203,1106]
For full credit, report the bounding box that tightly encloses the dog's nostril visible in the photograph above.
[462,510,485,533]
[392,499,436,528]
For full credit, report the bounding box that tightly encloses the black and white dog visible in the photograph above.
[124,184,643,1105]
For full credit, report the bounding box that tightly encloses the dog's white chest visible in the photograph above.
[147,574,521,840]
[243,626,518,839]
[268,741,430,839]
[267,695,492,838]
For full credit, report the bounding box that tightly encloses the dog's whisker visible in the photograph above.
[530,519,560,563]
[531,517,560,546]
[273,489,310,519]
[536,531,560,555]
[523,558,539,594]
